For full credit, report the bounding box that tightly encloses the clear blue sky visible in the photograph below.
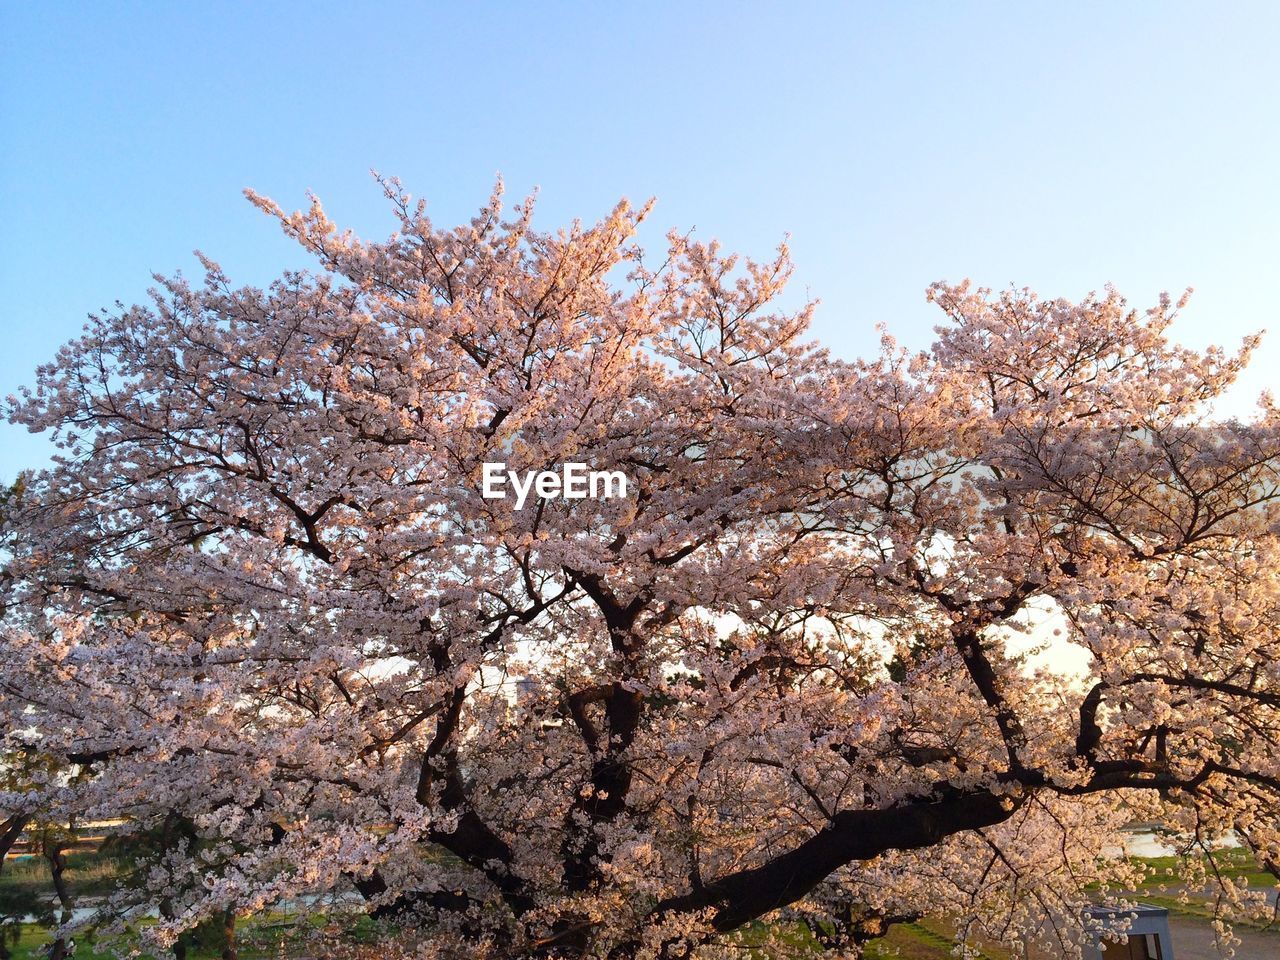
[3,2,1278,482]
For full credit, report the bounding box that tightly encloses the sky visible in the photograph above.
[2,1,1279,482]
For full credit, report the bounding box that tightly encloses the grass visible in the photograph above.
[1130,846,1278,891]
[4,841,1278,958]
[2,913,380,960]
[1121,848,1280,932]
[863,924,951,960]
[865,922,997,960]
[725,917,1000,959]
[1,851,128,902]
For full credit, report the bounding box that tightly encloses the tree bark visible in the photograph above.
[654,788,1021,932]
[0,816,27,876]
[44,834,72,960]
[220,906,237,960]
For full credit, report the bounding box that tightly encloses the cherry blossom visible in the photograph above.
[3,182,1279,958]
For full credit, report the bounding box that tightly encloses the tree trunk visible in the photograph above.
[221,907,237,960]
[0,816,28,876]
[44,836,72,960]
[0,817,30,960]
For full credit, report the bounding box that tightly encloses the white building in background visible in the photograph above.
[1083,904,1175,960]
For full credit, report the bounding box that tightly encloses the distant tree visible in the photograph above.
[2,181,1279,958]
[0,747,73,959]
[33,820,75,960]
[0,748,37,960]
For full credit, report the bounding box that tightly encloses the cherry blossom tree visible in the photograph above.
[2,180,1280,958]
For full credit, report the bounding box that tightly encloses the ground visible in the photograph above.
[3,843,1279,958]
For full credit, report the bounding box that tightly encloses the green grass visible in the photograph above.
[4,841,1278,958]
[1131,846,1278,891]
[720,916,998,960]
[1,851,129,902]
[4,924,118,960]
[2,913,380,960]
[864,926,947,960]
[863,921,1003,960]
